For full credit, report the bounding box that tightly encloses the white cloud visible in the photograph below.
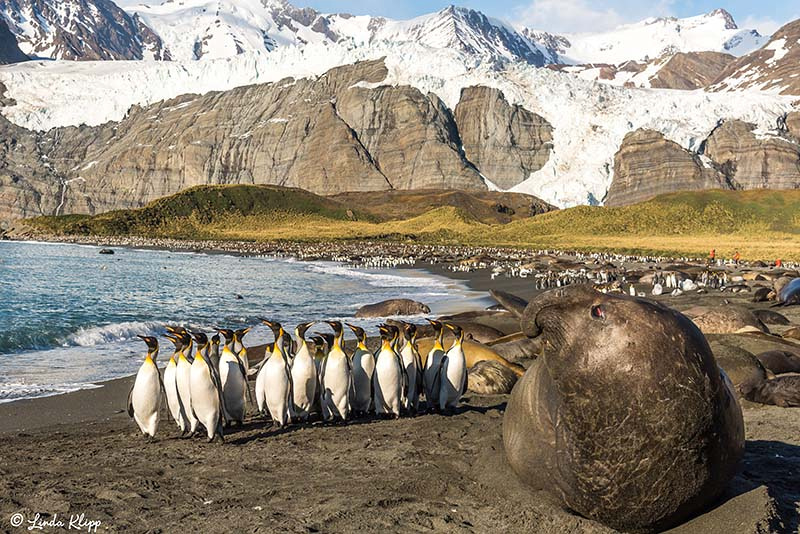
[741,15,787,36]
[517,0,675,33]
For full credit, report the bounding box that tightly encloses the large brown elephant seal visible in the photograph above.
[354,299,430,318]
[499,286,744,533]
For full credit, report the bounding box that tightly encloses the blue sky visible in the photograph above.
[302,1,796,34]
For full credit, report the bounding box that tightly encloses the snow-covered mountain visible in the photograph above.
[0,0,167,60]
[527,9,767,65]
[129,1,553,64]
[0,1,769,66]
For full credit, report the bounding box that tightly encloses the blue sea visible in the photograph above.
[0,241,487,403]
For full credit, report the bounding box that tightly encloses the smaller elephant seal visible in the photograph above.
[756,350,800,375]
[783,326,800,341]
[752,309,791,325]
[691,305,769,334]
[355,299,430,318]
[467,360,518,395]
[500,285,744,533]
[710,341,768,394]
[739,374,800,407]
[751,287,772,303]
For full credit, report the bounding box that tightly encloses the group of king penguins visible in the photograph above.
[127,319,468,443]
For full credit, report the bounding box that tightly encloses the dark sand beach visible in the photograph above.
[2,250,800,533]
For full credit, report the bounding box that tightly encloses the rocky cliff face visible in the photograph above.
[0,59,555,222]
[704,120,800,190]
[0,18,26,64]
[605,129,728,207]
[647,52,734,90]
[710,19,800,96]
[454,86,553,190]
[0,0,167,60]
[786,112,800,140]
[607,120,800,206]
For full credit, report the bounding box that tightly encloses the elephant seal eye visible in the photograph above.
[591,305,606,320]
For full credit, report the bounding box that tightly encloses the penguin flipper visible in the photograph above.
[461,365,469,397]
[126,384,135,418]
[206,358,228,425]
[157,368,172,423]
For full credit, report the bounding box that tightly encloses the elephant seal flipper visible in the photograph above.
[489,290,529,318]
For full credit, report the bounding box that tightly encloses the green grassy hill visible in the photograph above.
[22,187,800,260]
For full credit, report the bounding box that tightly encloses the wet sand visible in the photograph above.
[2,257,800,533]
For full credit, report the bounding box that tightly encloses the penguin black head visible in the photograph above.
[164,332,183,351]
[233,327,251,343]
[190,331,209,346]
[444,323,464,340]
[138,335,159,353]
[318,332,335,350]
[403,322,417,341]
[325,321,343,337]
[261,319,284,339]
[211,333,220,345]
[425,319,443,334]
[345,323,366,343]
[386,324,400,342]
[309,335,325,350]
[378,324,391,341]
[165,325,187,335]
[295,321,315,340]
[178,331,192,347]
[217,328,235,343]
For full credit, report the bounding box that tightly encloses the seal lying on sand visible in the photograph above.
[779,278,800,305]
[691,305,769,334]
[752,309,791,325]
[496,286,745,533]
[739,374,800,407]
[756,350,800,375]
[355,299,430,318]
[467,360,519,395]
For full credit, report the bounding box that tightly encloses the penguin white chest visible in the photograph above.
[190,360,219,428]
[131,360,161,437]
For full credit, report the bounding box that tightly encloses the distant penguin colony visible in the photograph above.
[127,319,469,441]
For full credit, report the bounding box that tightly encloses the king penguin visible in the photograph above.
[423,319,446,411]
[319,321,352,422]
[163,332,190,434]
[216,328,248,426]
[189,332,226,442]
[127,336,164,438]
[399,322,423,414]
[346,323,374,415]
[233,327,252,376]
[373,325,405,418]
[290,321,317,422]
[255,320,293,427]
[438,323,468,413]
[210,333,221,370]
[169,328,199,436]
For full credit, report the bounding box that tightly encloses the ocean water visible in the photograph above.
[0,241,487,403]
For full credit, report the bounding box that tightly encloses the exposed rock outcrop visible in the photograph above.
[0,18,27,64]
[647,51,735,90]
[454,86,553,190]
[710,19,800,96]
[704,120,800,190]
[1,60,561,222]
[786,112,800,140]
[605,129,728,207]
